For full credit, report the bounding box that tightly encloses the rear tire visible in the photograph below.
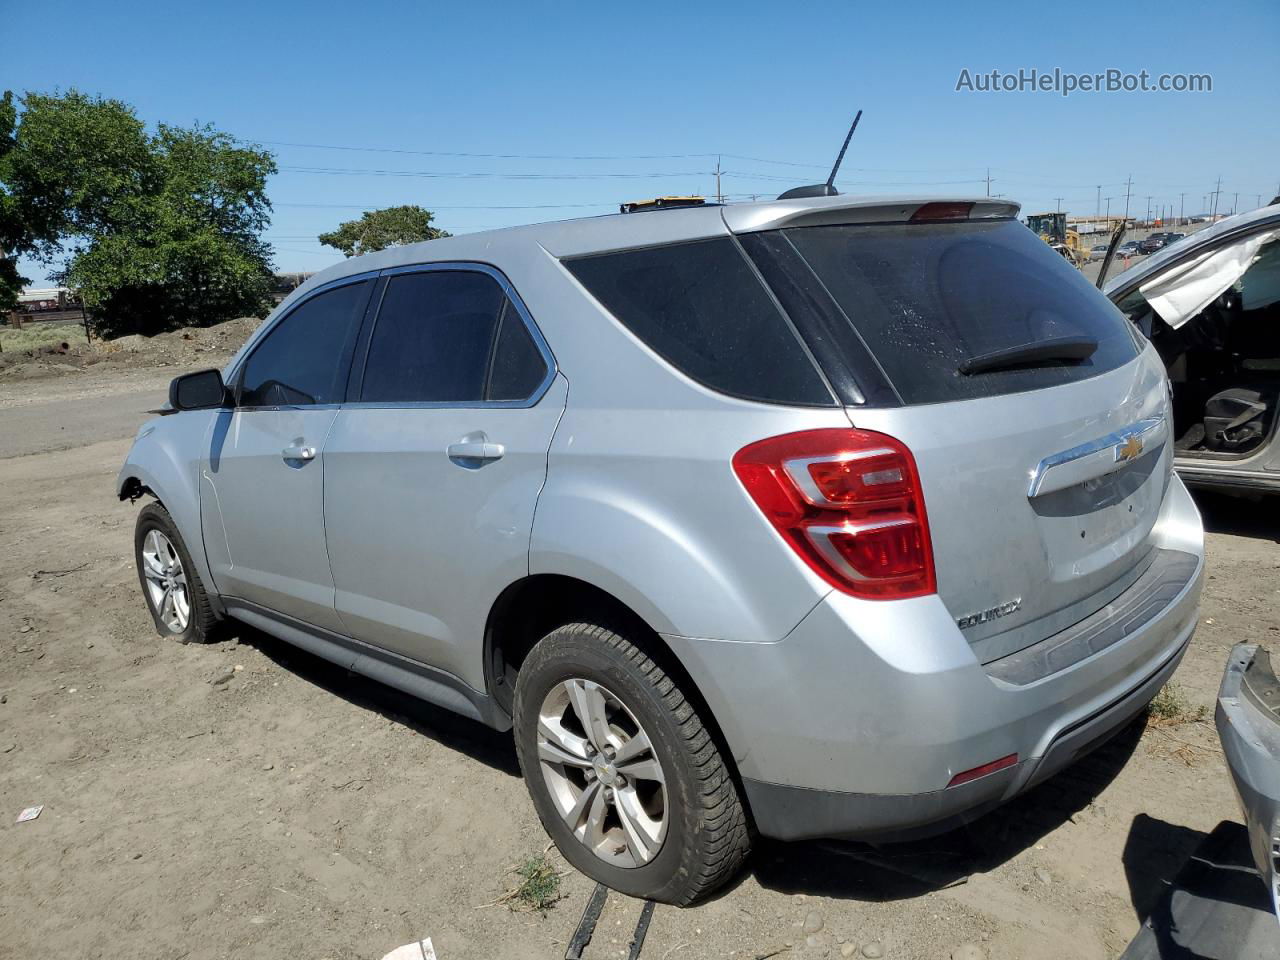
[134,502,219,644]
[513,622,751,904]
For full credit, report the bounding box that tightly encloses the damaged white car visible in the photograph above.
[1105,202,1280,494]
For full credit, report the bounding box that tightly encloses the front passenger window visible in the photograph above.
[239,280,371,407]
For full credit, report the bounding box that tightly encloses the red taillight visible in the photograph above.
[732,429,936,599]
[909,201,974,222]
[946,753,1018,788]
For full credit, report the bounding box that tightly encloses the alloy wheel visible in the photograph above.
[536,678,668,868]
[140,529,191,633]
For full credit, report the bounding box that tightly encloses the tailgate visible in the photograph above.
[734,214,1179,656]
[851,349,1173,655]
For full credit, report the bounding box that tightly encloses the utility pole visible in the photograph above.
[1054,197,1063,213]
[1105,196,1112,219]
[1123,175,1133,221]
[1096,185,1101,218]
[715,156,723,204]
[1210,175,1222,219]
[1145,195,1152,224]
[985,168,993,197]
[1232,192,1238,215]
[1179,193,1185,226]
[79,294,91,345]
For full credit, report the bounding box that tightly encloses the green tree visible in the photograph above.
[0,91,22,312]
[0,89,277,336]
[0,89,151,312]
[318,204,450,257]
[61,123,278,337]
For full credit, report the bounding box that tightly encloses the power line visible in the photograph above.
[270,245,344,256]
[724,170,987,186]
[254,139,715,162]
[279,165,711,180]
[249,137,835,170]
[273,200,619,210]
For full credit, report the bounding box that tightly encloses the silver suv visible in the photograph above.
[119,195,1206,904]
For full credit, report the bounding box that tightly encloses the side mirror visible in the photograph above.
[169,369,228,411]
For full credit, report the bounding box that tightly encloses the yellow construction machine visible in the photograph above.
[1025,211,1091,267]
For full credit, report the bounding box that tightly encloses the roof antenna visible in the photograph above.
[777,110,862,201]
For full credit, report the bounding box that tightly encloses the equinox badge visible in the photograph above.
[957,598,1023,630]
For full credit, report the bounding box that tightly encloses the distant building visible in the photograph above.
[17,287,77,313]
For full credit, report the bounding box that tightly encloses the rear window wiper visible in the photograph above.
[958,335,1098,376]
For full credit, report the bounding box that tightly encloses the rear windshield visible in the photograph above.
[756,219,1139,405]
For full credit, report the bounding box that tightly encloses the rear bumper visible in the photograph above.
[666,475,1205,841]
[743,634,1187,841]
[1215,643,1280,917]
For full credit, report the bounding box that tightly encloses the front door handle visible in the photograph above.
[447,440,505,463]
[282,442,316,462]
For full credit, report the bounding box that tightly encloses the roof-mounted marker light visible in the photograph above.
[910,202,975,222]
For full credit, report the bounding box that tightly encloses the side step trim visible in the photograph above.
[222,598,512,731]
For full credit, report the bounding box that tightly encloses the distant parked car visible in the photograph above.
[1090,243,1110,261]
[1139,235,1170,255]
[1117,240,1144,258]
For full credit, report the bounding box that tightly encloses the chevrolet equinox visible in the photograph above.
[119,194,1206,904]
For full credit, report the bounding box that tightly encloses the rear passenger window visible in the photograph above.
[360,270,549,403]
[239,279,370,407]
[488,302,550,400]
[564,239,833,406]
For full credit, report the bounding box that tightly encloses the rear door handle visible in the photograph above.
[447,440,505,463]
[282,442,316,462]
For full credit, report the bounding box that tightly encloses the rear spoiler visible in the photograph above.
[723,196,1021,235]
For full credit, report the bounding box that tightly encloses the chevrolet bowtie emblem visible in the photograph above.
[1116,434,1144,462]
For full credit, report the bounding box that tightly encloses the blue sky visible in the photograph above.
[7,0,1279,284]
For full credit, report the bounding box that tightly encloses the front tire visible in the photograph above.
[134,502,219,644]
[513,622,751,904]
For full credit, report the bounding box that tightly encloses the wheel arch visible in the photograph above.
[117,424,223,617]
[482,573,749,814]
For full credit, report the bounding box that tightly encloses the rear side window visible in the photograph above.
[770,220,1138,405]
[360,270,549,403]
[565,238,833,406]
[239,280,370,407]
[488,302,550,400]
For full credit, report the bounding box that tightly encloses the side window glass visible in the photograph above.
[564,239,832,405]
[239,280,370,406]
[361,270,548,403]
[487,301,549,400]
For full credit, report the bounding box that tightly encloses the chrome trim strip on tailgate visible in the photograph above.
[1028,416,1167,498]
[985,547,1199,686]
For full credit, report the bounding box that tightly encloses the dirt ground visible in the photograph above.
[0,317,258,384]
[1,344,1278,960]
